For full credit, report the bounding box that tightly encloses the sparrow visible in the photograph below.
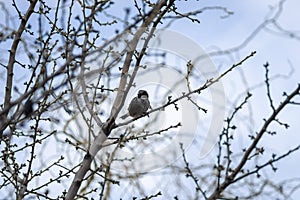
[120,90,151,119]
[23,100,34,118]
[19,99,34,127]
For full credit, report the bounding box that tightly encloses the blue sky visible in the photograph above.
[107,0,300,198]
[1,0,300,199]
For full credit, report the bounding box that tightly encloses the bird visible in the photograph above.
[120,90,151,119]
[19,99,34,127]
[23,100,33,118]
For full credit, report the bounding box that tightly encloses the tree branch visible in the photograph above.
[207,83,300,200]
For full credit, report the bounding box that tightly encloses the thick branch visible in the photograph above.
[64,1,169,199]
[1,0,38,137]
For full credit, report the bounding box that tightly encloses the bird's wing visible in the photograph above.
[128,97,138,112]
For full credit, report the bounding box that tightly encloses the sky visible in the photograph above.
[0,0,300,199]
[170,0,300,199]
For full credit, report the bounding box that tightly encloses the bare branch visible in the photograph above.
[207,84,300,199]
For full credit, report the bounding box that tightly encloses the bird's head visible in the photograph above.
[137,90,149,99]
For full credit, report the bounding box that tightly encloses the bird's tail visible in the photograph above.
[120,113,129,119]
